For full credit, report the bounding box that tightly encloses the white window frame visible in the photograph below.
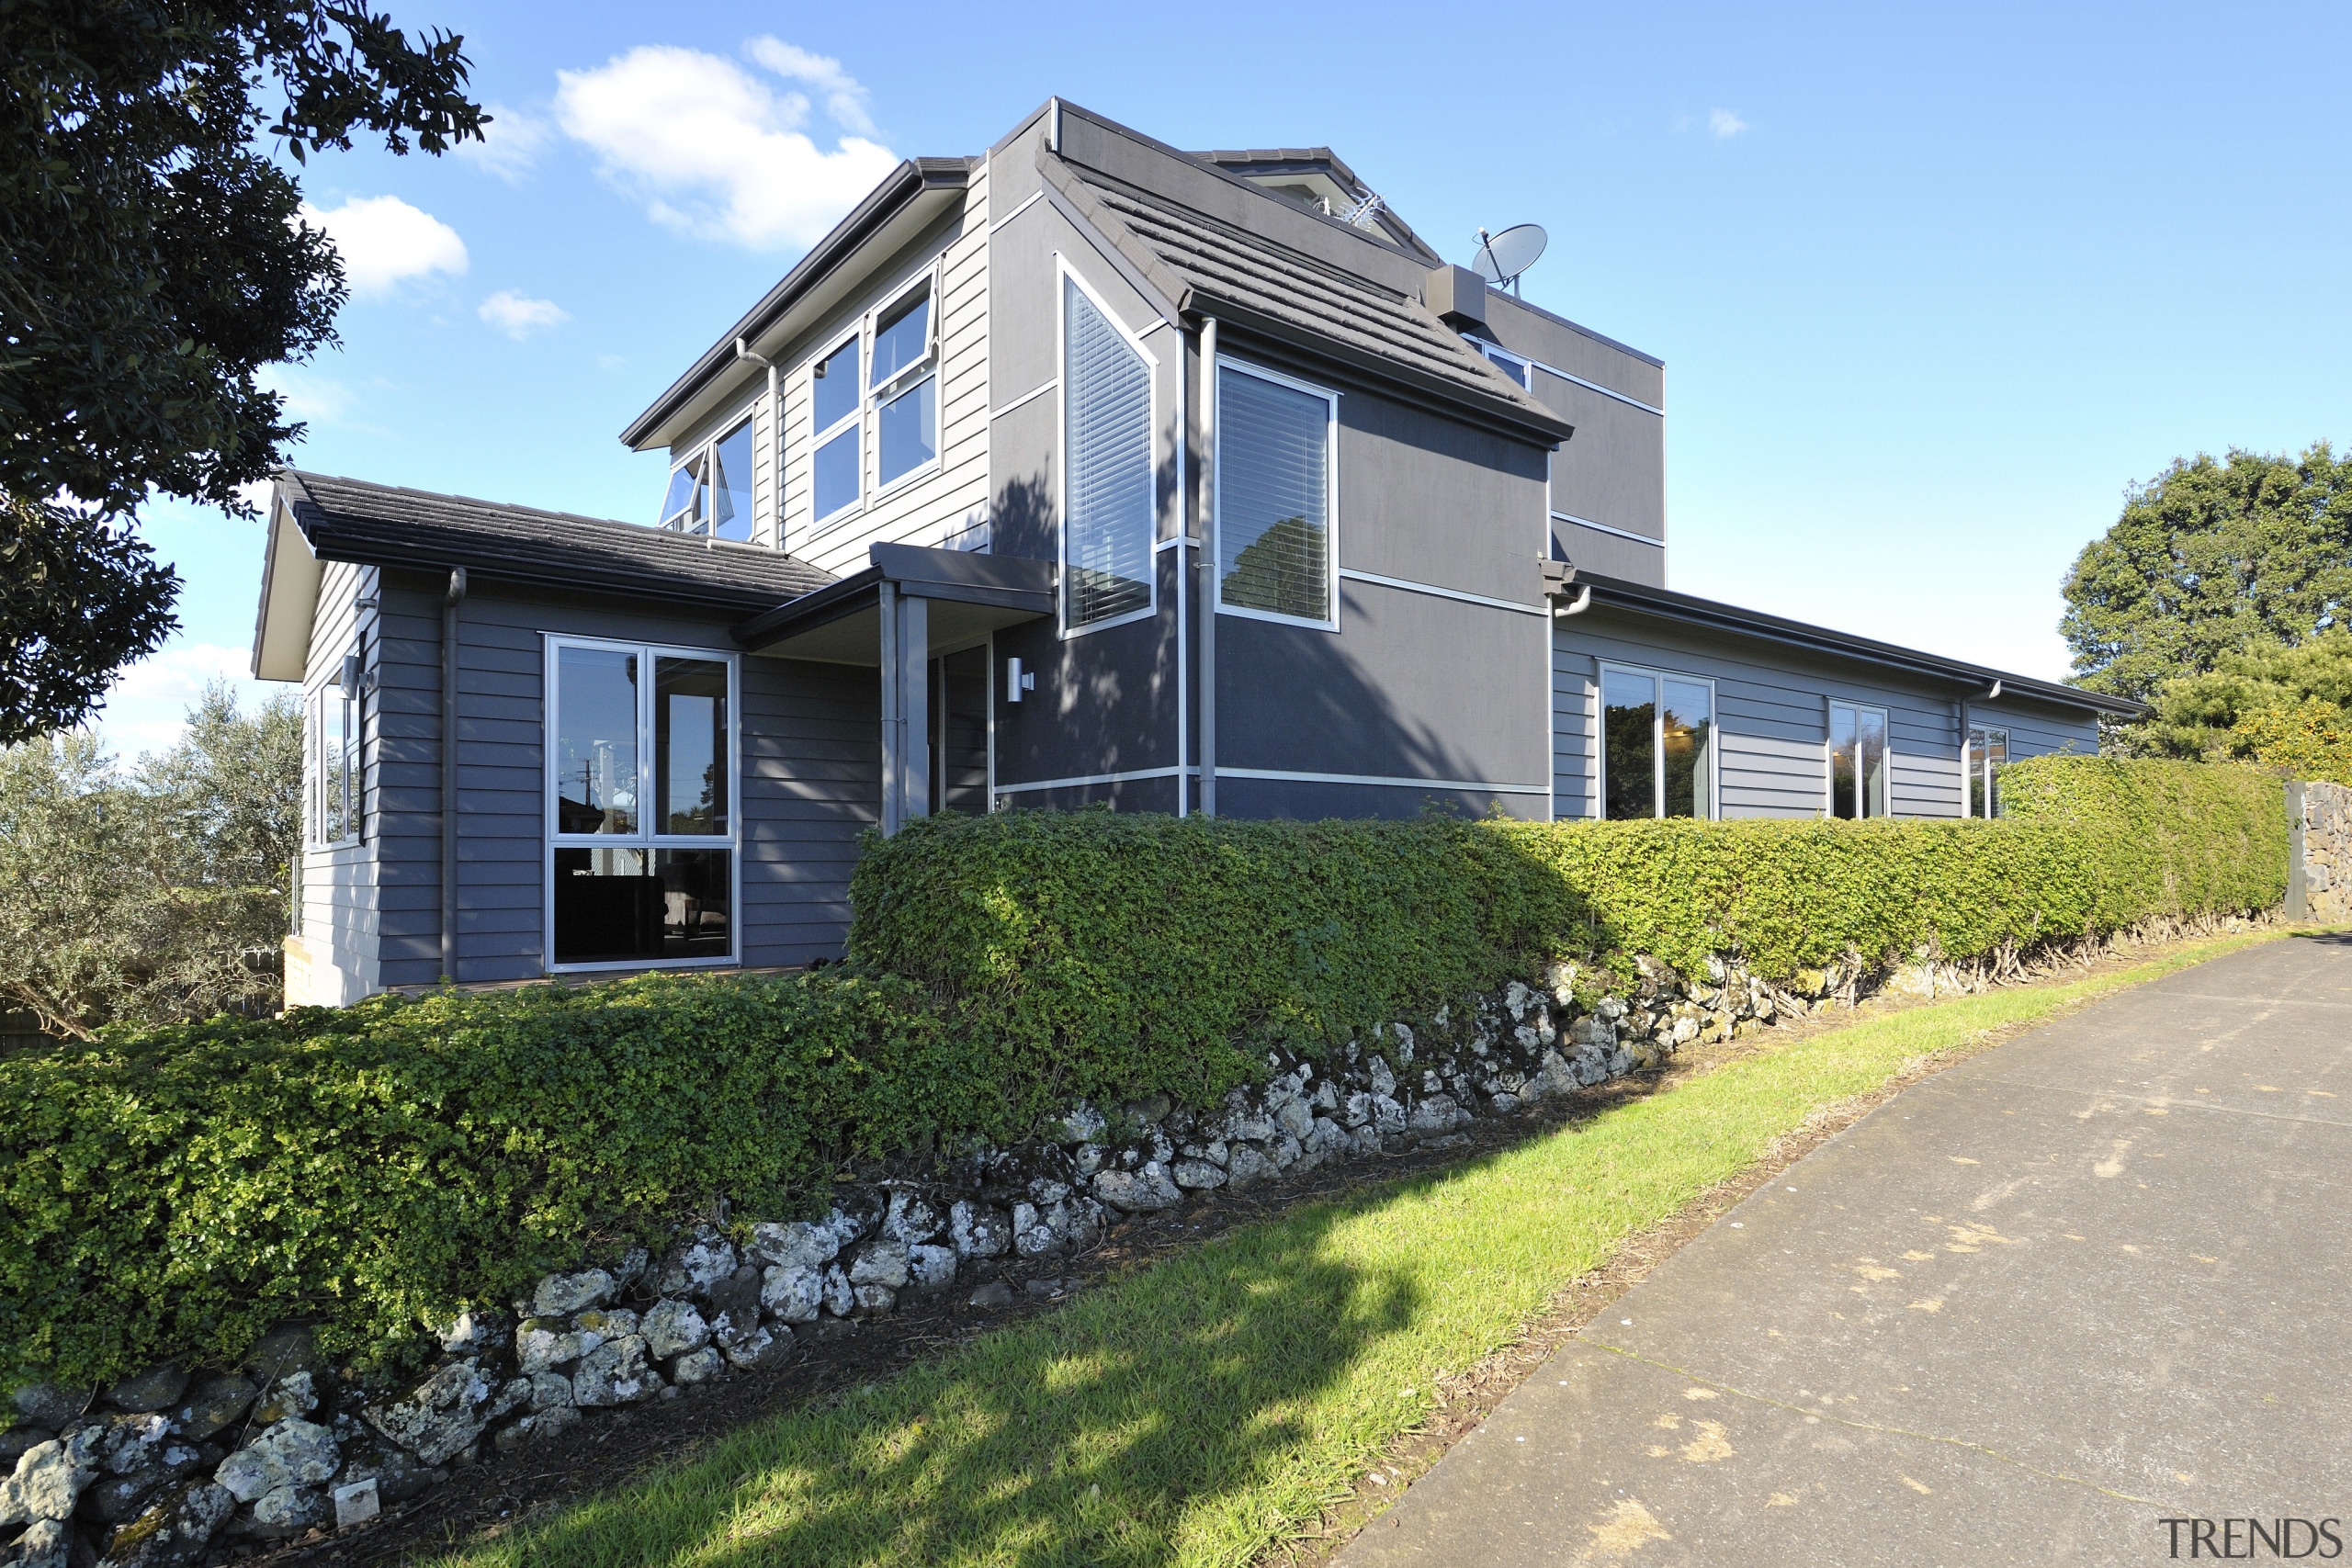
[867,265,944,503]
[311,658,359,848]
[661,403,761,541]
[1470,336,1533,389]
[1213,354,1341,633]
[1057,255,1160,639]
[1596,660,1719,820]
[1965,724,2009,818]
[1825,699,1894,819]
[806,326,865,533]
[542,634,743,974]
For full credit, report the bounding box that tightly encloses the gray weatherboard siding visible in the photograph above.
[1550,608,2098,821]
[345,571,880,987]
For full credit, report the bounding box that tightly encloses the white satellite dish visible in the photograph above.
[1473,223,1548,294]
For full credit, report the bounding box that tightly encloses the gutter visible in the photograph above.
[1553,569,2145,717]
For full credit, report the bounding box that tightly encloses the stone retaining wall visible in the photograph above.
[2291,780,2352,922]
[0,911,2272,1568]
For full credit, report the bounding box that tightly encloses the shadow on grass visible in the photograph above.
[473,1184,1453,1568]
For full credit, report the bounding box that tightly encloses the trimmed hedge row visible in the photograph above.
[0,973,948,1396]
[848,755,2288,1065]
[0,757,2288,1397]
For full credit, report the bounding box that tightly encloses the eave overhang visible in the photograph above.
[620,157,974,453]
[1553,569,2148,717]
[732,544,1057,664]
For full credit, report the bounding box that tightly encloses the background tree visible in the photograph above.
[2127,626,2352,783]
[0,0,485,741]
[2060,444,2352,705]
[0,681,303,1038]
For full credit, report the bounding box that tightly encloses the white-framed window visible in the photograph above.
[809,331,863,526]
[1600,663,1716,819]
[545,637,741,970]
[1828,701,1891,818]
[870,276,940,494]
[1965,725,2009,818]
[311,652,359,846]
[659,412,757,542]
[1060,266,1156,634]
[1471,338,1532,389]
[1215,356,1339,629]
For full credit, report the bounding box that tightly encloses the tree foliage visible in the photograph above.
[0,0,484,737]
[0,682,302,1038]
[2061,445,2352,704]
[0,496,182,747]
[2124,626,2352,783]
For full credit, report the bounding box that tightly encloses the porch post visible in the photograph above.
[880,582,901,837]
[878,583,930,838]
[899,594,930,823]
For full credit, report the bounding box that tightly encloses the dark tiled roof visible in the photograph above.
[280,470,834,610]
[1046,160,1572,443]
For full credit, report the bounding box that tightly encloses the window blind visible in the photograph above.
[1217,367,1329,622]
[1064,280,1153,627]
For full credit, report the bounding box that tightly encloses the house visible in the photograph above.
[253,98,2138,1006]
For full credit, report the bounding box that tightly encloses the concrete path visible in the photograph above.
[1338,934,2352,1567]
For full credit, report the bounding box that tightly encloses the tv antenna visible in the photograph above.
[1473,223,1548,296]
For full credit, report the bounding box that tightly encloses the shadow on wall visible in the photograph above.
[480,1184,1430,1564]
[1217,591,1522,818]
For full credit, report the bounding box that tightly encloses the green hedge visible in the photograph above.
[0,757,2286,1399]
[850,756,2289,1068]
[0,972,951,1397]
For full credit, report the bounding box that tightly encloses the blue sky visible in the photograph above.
[99,0,2352,755]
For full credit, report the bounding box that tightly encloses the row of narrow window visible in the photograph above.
[1600,676,2010,822]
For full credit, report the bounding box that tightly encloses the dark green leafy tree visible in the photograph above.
[0,0,485,739]
[2060,444,2352,705]
[0,496,180,746]
[2126,626,2352,781]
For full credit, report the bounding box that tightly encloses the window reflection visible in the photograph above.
[654,657,728,834]
[1603,669,1657,820]
[1828,702,1891,818]
[1661,679,1713,819]
[555,647,638,834]
[710,420,755,542]
[552,848,731,964]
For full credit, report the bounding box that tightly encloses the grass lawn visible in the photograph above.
[436,929,2292,1568]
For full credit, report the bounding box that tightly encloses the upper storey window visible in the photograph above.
[871,283,938,490]
[801,272,942,536]
[659,414,755,541]
[1216,360,1337,628]
[1062,275,1154,631]
[812,335,861,524]
[1474,339,1532,389]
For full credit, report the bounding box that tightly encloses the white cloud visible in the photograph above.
[87,644,277,761]
[479,289,571,339]
[455,104,557,182]
[743,38,876,136]
[554,42,898,251]
[1709,107,1748,138]
[299,195,469,295]
[259,365,354,425]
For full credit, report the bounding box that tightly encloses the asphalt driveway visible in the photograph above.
[1338,933,2352,1567]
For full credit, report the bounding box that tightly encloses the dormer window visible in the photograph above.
[659,414,755,541]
